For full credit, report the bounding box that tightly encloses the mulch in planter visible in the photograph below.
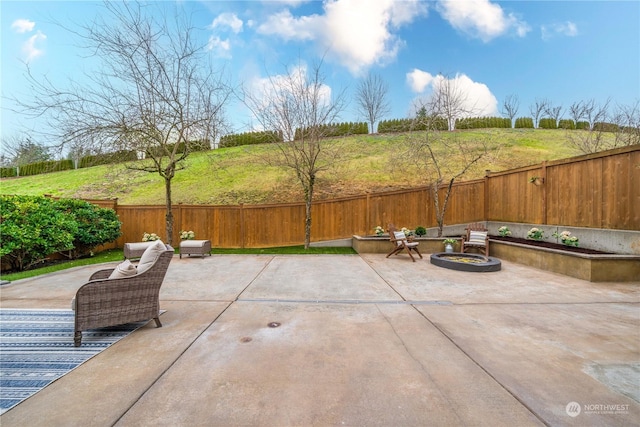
[489,235,613,255]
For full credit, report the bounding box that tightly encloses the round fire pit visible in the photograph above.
[430,252,501,272]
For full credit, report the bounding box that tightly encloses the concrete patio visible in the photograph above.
[1,253,638,426]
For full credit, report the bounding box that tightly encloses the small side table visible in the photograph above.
[179,239,211,258]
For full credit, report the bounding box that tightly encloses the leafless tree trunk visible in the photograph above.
[529,98,549,128]
[242,61,347,249]
[405,89,498,237]
[355,72,390,134]
[429,74,476,131]
[544,102,563,127]
[500,94,520,128]
[612,100,640,147]
[14,1,230,245]
[565,99,612,154]
[568,101,586,125]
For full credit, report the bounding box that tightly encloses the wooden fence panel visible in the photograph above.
[601,149,639,229]
[486,168,545,224]
[93,145,638,247]
[116,205,167,247]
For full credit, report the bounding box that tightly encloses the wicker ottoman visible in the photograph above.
[179,239,211,258]
[123,241,156,259]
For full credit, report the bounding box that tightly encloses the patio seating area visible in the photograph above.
[1,253,638,426]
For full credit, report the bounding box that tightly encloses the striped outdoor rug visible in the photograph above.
[0,309,149,414]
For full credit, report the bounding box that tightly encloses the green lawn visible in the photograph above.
[1,129,591,205]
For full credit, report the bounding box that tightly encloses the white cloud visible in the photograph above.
[11,19,35,33]
[541,21,578,41]
[23,30,47,62]
[210,12,243,34]
[407,71,498,117]
[257,0,428,75]
[406,69,435,93]
[207,36,231,58]
[436,0,530,42]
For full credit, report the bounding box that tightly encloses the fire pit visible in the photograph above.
[430,252,501,272]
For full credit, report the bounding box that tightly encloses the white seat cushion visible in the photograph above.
[180,240,207,248]
[137,240,166,274]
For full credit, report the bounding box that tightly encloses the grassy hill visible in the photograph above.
[0,129,588,205]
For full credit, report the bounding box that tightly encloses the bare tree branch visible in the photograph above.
[13,1,231,244]
[242,60,347,248]
[355,72,390,133]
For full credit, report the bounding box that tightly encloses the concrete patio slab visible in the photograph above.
[1,253,638,426]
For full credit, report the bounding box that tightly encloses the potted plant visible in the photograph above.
[415,226,427,237]
[443,238,457,253]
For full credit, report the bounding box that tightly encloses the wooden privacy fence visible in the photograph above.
[103,145,638,248]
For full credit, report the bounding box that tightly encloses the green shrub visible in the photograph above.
[593,122,619,132]
[294,122,368,140]
[576,121,590,130]
[514,117,534,128]
[456,117,512,129]
[1,167,17,178]
[538,118,557,129]
[219,131,283,148]
[79,150,138,168]
[53,199,122,259]
[558,119,575,130]
[414,226,427,236]
[19,159,74,176]
[0,195,77,271]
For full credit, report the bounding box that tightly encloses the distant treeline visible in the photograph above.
[1,140,211,178]
[3,118,626,178]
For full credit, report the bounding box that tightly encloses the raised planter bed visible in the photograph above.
[352,235,640,282]
[489,237,639,282]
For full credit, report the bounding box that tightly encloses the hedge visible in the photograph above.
[294,122,368,140]
[455,116,511,129]
[19,159,74,176]
[538,118,558,129]
[558,119,576,130]
[514,117,535,128]
[219,131,283,148]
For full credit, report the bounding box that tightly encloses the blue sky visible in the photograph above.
[2,0,639,143]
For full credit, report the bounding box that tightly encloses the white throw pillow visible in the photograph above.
[468,231,487,245]
[137,240,166,274]
[108,259,138,279]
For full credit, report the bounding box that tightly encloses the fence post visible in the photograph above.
[240,203,245,248]
[484,170,491,222]
[541,161,547,225]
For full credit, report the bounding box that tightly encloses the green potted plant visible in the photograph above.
[443,238,457,253]
[415,226,427,237]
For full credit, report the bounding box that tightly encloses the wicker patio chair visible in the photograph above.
[73,242,174,346]
[386,223,422,262]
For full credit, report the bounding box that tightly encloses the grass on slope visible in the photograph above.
[0,129,588,205]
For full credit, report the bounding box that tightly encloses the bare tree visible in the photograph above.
[568,101,586,125]
[243,61,347,248]
[500,94,520,128]
[543,102,563,127]
[529,98,549,128]
[405,90,498,237]
[429,74,477,131]
[15,2,231,244]
[565,99,613,153]
[583,98,610,130]
[355,72,390,133]
[0,134,51,167]
[612,100,640,147]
